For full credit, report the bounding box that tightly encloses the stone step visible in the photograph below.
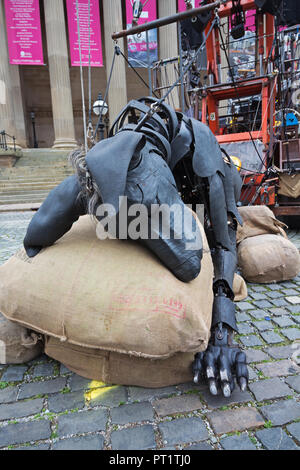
[0,188,51,197]
[0,185,56,194]
[0,168,74,181]
[0,181,63,190]
[0,195,48,204]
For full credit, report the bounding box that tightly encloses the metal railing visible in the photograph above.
[0,131,16,152]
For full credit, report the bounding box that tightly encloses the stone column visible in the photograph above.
[102,0,128,124]
[10,66,27,148]
[158,0,180,110]
[0,1,19,148]
[44,0,77,149]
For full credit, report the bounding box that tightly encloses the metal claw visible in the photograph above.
[239,377,247,392]
[209,379,218,396]
[221,383,231,398]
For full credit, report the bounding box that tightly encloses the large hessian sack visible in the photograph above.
[238,234,300,283]
[0,312,43,364]
[45,335,194,388]
[237,205,288,244]
[0,215,213,359]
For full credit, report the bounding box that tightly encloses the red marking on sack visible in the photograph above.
[109,294,187,319]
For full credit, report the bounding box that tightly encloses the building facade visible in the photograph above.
[0,0,179,149]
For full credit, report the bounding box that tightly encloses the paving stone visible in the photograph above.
[236,312,252,322]
[291,314,300,324]
[47,391,85,413]
[248,310,268,320]
[272,317,296,328]
[208,407,264,435]
[89,385,128,408]
[253,300,273,309]
[32,363,55,378]
[259,331,284,344]
[111,425,156,450]
[220,433,257,450]
[58,409,108,436]
[286,305,300,314]
[69,375,97,392]
[266,345,295,359]
[248,378,293,401]
[237,323,255,335]
[255,359,300,377]
[111,402,154,424]
[128,386,177,402]
[250,293,267,301]
[0,398,44,421]
[236,302,255,311]
[266,284,282,290]
[285,375,300,393]
[0,420,51,448]
[153,394,203,417]
[240,335,263,347]
[281,328,300,341]
[270,299,290,308]
[176,381,207,393]
[60,364,72,375]
[287,422,300,442]
[159,417,209,446]
[52,435,104,450]
[200,387,252,409]
[260,399,300,425]
[286,296,300,305]
[252,320,274,332]
[266,291,284,299]
[185,442,213,450]
[256,427,299,450]
[1,365,27,382]
[246,349,270,363]
[247,366,258,380]
[0,386,18,404]
[251,286,268,292]
[280,282,298,289]
[268,308,290,316]
[281,289,298,296]
[19,377,67,399]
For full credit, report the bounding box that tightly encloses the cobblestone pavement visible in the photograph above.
[0,211,300,450]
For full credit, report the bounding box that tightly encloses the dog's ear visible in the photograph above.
[85,131,146,213]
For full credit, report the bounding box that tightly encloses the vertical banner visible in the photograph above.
[125,0,158,68]
[66,0,103,67]
[4,0,44,65]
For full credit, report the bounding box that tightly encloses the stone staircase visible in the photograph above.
[0,149,75,206]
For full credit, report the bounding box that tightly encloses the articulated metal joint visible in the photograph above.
[212,295,238,333]
[213,322,229,347]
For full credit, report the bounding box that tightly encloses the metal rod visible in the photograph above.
[146,30,152,96]
[112,2,220,40]
[178,22,185,113]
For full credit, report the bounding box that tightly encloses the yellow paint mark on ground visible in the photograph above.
[84,381,117,403]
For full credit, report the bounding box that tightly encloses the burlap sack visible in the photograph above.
[0,215,213,360]
[238,234,300,283]
[233,273,248,301]
[0,313,43,364]
[237,205,287,244]
[45,335,194,387]
[278,173,300,199]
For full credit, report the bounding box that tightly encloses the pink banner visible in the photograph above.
[66,0,103,67]
[4,0,44,65]
[126,0,158,67]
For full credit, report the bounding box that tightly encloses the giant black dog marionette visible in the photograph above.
[23,97,248,398]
